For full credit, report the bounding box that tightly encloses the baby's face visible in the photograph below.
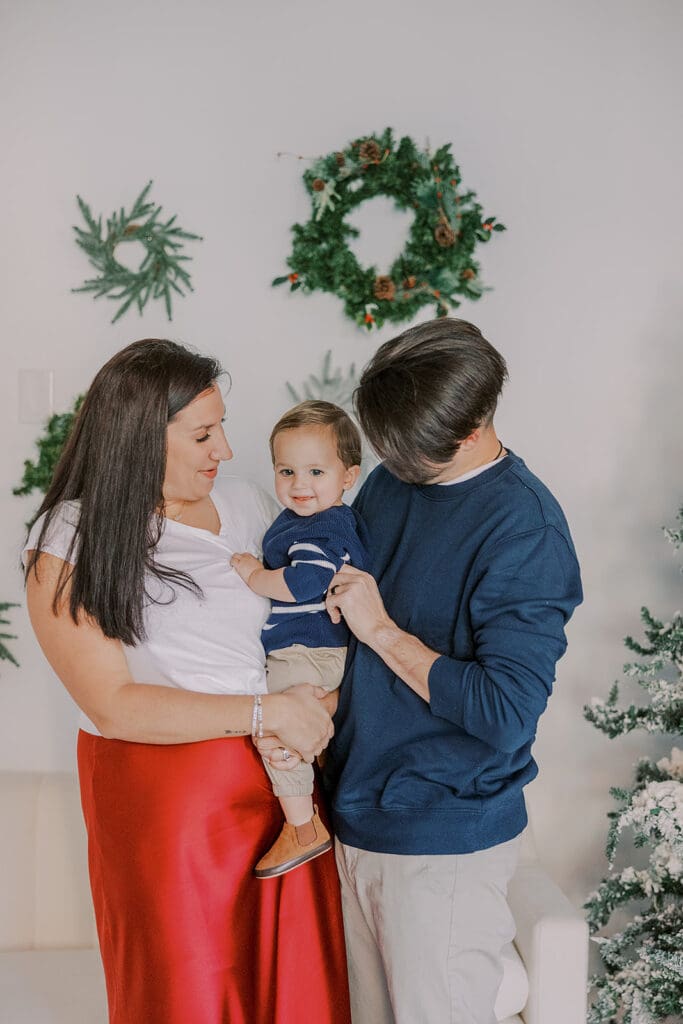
[272,425,357,517]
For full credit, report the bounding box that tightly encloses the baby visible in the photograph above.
[231,400,368,878]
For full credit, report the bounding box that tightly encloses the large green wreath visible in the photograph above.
[273,128,505,330]
[73,181,202,323]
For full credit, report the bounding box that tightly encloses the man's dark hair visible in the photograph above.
[354,318,508,484]
[24,339,225,645]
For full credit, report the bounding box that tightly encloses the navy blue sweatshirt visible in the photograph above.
[261,505,368,655]
[324,452,582,855]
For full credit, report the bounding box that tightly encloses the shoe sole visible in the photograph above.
[255,838,333,879]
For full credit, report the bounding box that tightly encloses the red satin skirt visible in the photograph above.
[77,730,351,1024]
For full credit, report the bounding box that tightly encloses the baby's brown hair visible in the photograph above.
[269,400,362,469]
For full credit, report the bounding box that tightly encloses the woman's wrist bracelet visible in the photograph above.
[251,694,263,739]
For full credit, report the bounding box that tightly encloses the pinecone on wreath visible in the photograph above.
[434,222,456,248]
[358,140,382,164]
[373,276,396,301]
[312,178,326,192]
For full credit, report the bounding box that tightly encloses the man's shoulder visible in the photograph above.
[499,453,571,534]
[353,463,407,509]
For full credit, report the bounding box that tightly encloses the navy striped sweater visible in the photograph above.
[261,505,369,655]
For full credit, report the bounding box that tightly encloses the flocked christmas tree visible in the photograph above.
[584,507,683,1024]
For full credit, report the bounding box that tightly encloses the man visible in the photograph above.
[324,318,582,1024]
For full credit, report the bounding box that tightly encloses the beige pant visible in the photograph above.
[335,835,521,1024]
[264,644,346,798]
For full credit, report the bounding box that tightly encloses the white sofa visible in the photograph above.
[0,772,588,1023]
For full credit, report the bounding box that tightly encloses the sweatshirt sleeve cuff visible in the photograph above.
[428,655,468,727]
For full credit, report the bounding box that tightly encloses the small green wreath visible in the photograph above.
[73,181,202,323]
[273,128,505,330]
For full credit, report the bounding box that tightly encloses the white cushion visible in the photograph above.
[0,773,97,951]
[0,949,107,1023]
[496,941,530,1020]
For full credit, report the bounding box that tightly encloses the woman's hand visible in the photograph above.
[231,552,263,586]
[264,684,334,763]
[254,735,303,770]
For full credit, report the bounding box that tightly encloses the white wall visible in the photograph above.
[1,0,681,908]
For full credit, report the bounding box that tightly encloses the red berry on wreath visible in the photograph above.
[289,273,299,283]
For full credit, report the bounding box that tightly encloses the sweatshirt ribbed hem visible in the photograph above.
[330,797,528,856]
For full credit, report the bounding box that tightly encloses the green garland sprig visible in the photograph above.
[273,128,505,330]
[0,603,19,670]
[73,181,202,323]
[14,395,84,498]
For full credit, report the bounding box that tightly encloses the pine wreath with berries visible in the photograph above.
[273,129,505,330]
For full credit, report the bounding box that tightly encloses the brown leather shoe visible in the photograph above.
[255,808,332,879]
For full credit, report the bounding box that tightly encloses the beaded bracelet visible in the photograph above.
[251,694,263,739]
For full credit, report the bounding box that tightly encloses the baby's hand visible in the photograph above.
[231,552,263,586]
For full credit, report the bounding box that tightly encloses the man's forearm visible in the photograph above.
[367,621,440,703]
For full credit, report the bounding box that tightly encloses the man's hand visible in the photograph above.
[327,565,439,704]
[231,552,263,586]
[326,565,393,645]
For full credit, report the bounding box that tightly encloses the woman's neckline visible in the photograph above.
[162,496,223,536]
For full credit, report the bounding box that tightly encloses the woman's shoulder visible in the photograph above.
[22,500,81,566]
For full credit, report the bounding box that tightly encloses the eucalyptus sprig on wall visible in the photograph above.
[286,351,359,409]
[274,128,505,330]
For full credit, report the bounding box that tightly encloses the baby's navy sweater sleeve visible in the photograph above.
[282,538,350,602]
[428,525,583,753]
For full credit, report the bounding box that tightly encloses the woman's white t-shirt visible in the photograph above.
[22,476,279,736]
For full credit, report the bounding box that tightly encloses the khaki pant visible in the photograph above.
[263,644,346,798]
[335,836,521,1024]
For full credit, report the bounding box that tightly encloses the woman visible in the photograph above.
[23,339,351,1024]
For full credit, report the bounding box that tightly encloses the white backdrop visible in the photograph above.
[1,0,682,908]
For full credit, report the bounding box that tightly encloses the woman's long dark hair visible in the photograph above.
[24,339,224,645]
